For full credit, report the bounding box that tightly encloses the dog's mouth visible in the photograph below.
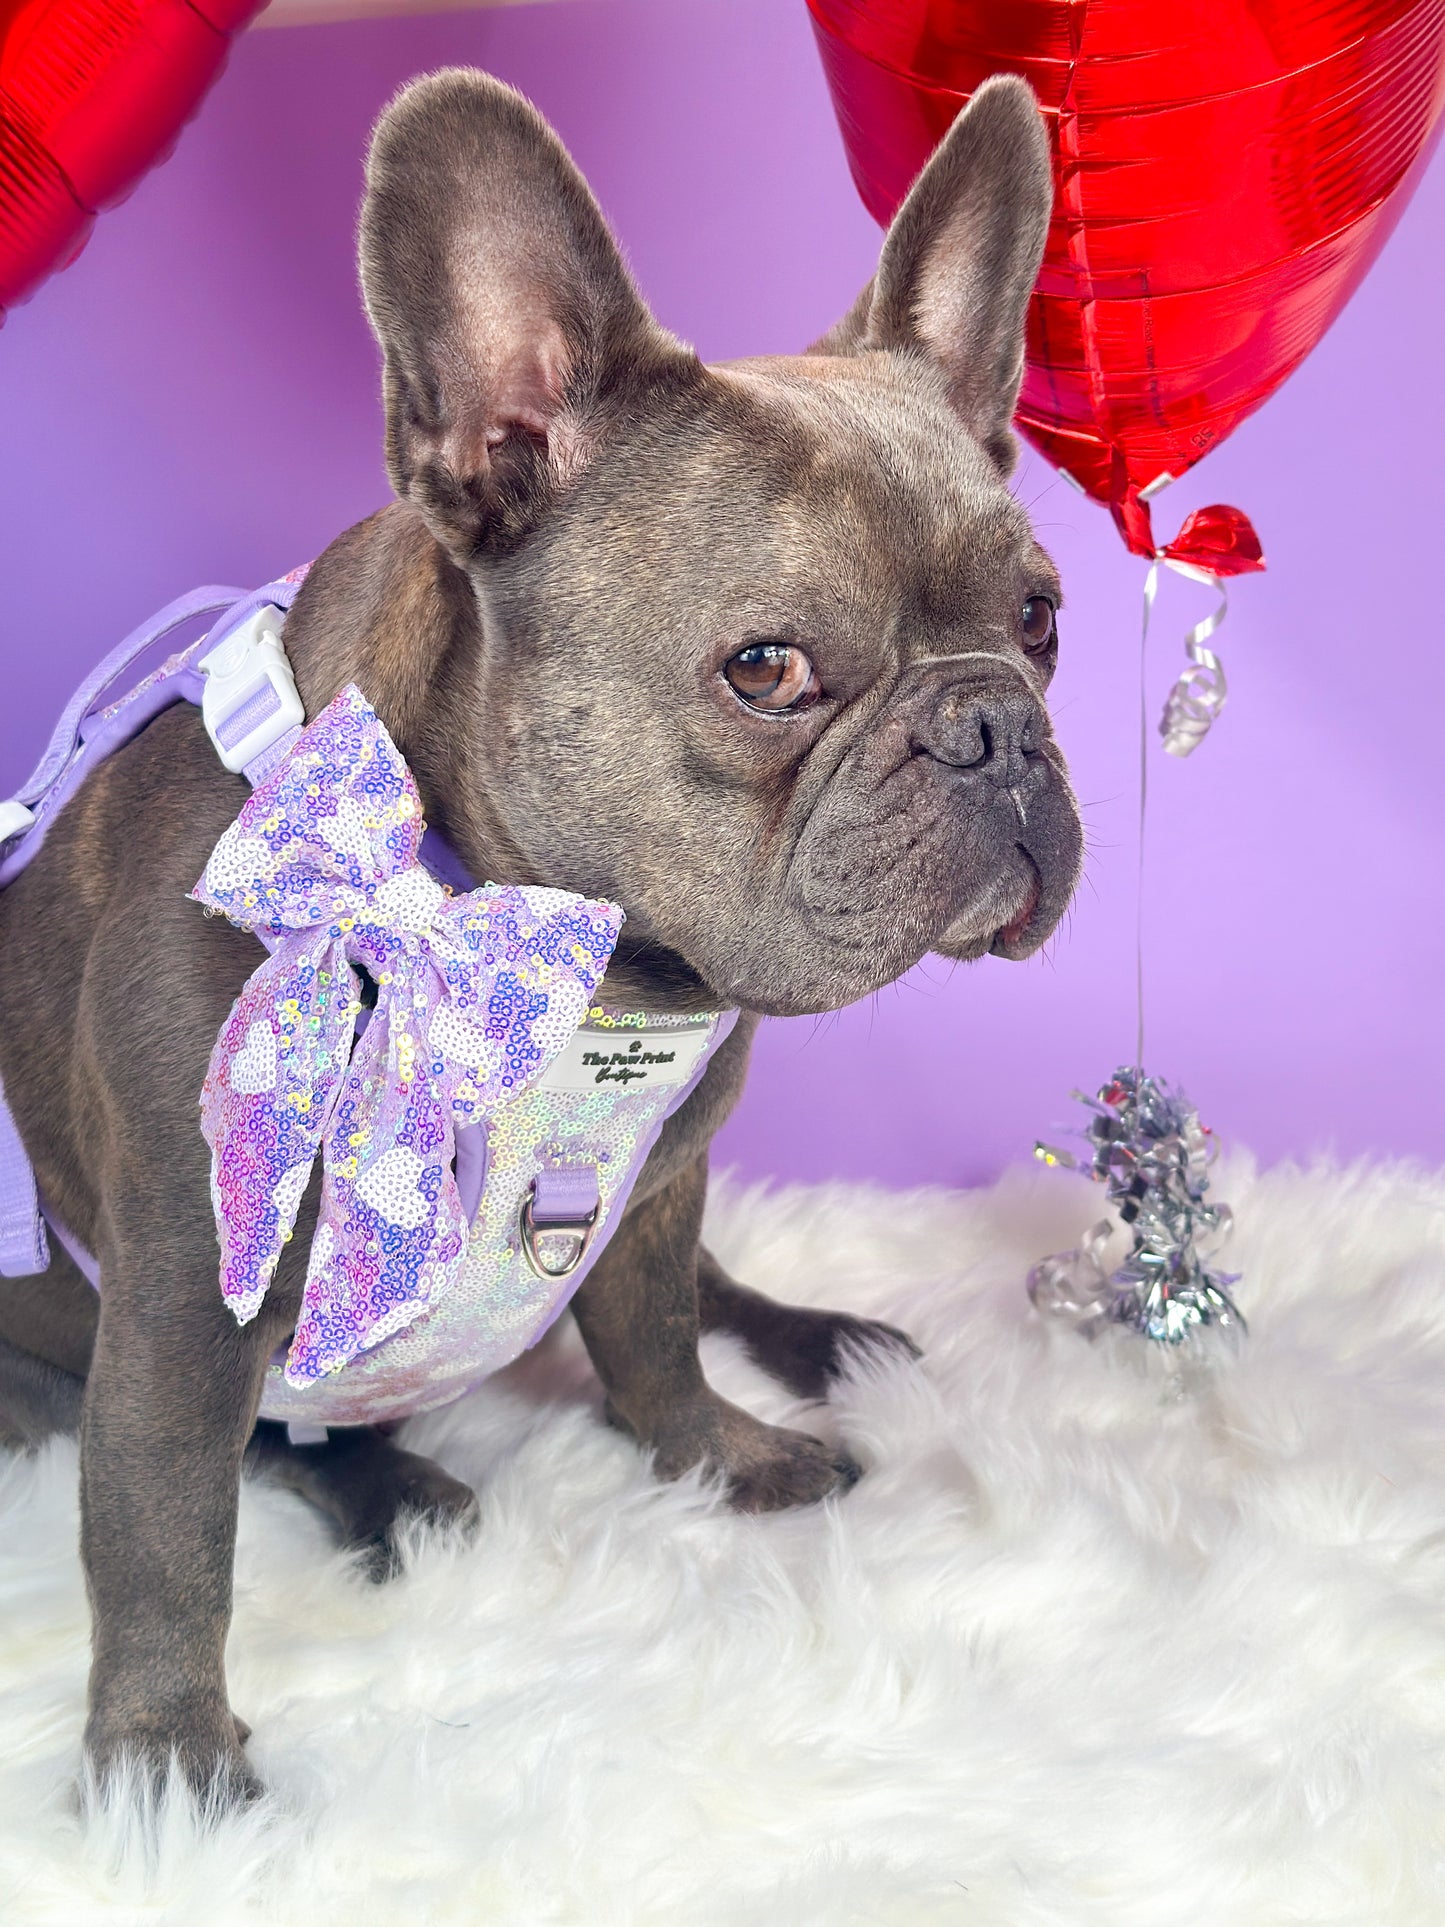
[927,847,1048,967]
[988,850,1044,960]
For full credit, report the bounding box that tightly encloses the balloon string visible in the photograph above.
[1137,555,1231,1071]
[1137,561,1158,1075]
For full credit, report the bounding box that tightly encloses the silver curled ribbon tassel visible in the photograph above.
[1028,1067,1244,1350]
[1148,557,1231,757]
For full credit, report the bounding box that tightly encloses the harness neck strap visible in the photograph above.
[0,576,304,890]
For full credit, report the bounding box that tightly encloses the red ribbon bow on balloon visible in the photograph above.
[1156,506,1266,583]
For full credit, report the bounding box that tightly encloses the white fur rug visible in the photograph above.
[4,1155,1445,1924]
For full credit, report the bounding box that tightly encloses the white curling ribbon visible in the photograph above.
[1145,556,1231,757]
[1027,1218,1115,1320]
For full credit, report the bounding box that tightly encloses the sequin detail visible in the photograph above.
[255,1007,736,1427]
[192,684,622,1387]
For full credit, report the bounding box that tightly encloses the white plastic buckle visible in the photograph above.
[198,605,304,775]
[0,800,36,848]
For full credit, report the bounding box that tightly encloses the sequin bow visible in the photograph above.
[191,684,623,1387]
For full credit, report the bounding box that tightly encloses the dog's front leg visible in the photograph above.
[572,1159,860,1511]
[79,1259,278,1803]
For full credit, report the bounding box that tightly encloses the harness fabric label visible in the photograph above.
[538,1024,714,1094]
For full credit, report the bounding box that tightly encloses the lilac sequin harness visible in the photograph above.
[0,575,736,1428]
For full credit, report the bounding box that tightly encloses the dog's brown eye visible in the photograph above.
[1021,596,1056,653]
[724,643,818,713]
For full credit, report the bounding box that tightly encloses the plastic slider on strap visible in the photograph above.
[199,605,304,777]
[519,1165,601,1280]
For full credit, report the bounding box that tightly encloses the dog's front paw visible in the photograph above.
[695,1264,922,1404]
[256,1425,482,1583]
[620,1391,861,1513]
[344,1449,482,1583]
[750,1305,922,1403]
[84,1696,263,1808]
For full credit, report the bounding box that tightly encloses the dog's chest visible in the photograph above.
[256,1007,733,1428]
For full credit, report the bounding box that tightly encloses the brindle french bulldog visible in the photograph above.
[0,68,1080,1800]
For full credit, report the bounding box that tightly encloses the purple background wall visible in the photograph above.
[2,0,1442,1188]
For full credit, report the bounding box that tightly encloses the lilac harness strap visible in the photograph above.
[0,576,305,1276]
[0,1088,45,1277]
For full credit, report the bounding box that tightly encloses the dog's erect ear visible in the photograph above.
[812,76,1052,477]
[360,69,683,563]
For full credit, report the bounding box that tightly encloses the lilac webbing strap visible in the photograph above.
[0,587,244,891]
[244,726,303,789]
[519,1162,602,1284]
[0,1074,47,1276]
[0,576,302,1276]
[531,1165,602,1224]
[216,681,285,759]
[10,586,246,809]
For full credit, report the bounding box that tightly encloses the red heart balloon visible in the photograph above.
[808,0,1445,556]
[0,0,266,321]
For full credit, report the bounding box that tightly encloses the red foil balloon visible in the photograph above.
[809,0,1445,557]
[0,0,267,321]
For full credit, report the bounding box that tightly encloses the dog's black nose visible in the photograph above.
[915,687,1042,788]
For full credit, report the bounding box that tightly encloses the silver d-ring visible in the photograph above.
[519,1184,600,1281]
